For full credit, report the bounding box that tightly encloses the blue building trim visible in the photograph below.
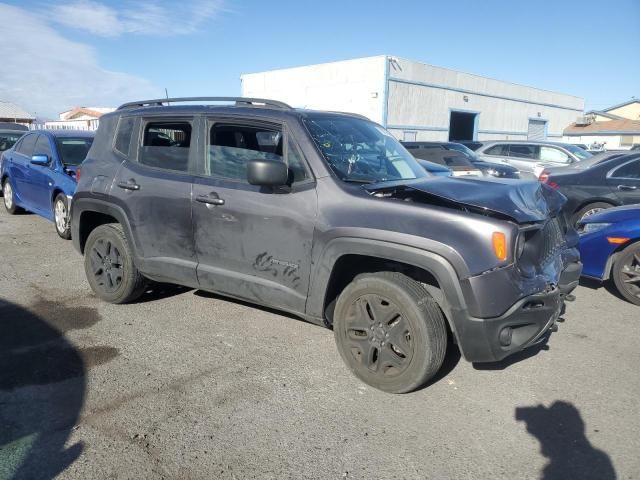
[386,124,448,132]
[382,56,390,127]
[388,77,583,113]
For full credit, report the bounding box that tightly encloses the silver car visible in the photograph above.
[476,141,593,178]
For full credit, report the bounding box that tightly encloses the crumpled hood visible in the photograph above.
[366,177,566,223]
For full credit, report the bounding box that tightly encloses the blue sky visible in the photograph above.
[1,0,638,117]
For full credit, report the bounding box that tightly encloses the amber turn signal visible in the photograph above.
[607,237,630,245]
[492,232,507,261]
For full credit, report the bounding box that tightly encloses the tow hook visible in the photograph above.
[549,324,559,333]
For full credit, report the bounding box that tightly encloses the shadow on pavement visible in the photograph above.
[472,334,550,371]
[136,282,193,303]
[0,298,94,479]
[516,401,616,480]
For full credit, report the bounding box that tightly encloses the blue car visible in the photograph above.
[1,130,94,239]
[578,205,640,305]
[417,159,452,177]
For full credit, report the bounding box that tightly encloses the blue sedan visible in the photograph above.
[1,130,94,239]
[578,205,640,305]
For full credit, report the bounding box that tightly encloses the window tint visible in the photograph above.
[611,160,640,179]
[139,121,192,172]
[56,138,94,166]
[539,146,570,164]
[34,135,53,160]
[0,132,23,152]
[114,116,135,156]
[16,133,37,156]
[485,144,508,156]
[509,144,539,160]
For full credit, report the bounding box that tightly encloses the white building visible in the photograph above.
[43,107,115,131]
[241,55,584,143]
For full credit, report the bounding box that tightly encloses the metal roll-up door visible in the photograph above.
[528,119,547,140]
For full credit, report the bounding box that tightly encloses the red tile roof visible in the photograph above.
[564,119,640,135]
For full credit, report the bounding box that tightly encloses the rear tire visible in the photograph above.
[333,272,447,393]
[572,202,613,227]
[612,242,640,306]
[84,223,147,304]
[54,193,72,239]
[3,178,23,214]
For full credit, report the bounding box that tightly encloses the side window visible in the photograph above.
[540,146,570,164]
[208,124,309,184]
[509,144,539,160]
[114,117,135,156]
[485,144,508,156]
[34,135,53,160]
[16,133,37,157]
[610,160,640,179]
[138,121,192,172]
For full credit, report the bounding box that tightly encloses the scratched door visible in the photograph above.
[192,118,317,315]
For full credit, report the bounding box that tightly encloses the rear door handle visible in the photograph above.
[617,185,638,191]
[196,192,225,206]
[117,179,140,191]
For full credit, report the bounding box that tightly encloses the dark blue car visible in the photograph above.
[1,129,94,238]
[578,205,640,305]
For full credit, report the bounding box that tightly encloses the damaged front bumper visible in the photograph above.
[451,257,582,363]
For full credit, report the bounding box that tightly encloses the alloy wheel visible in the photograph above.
[3,182,13,209]
[89,238,124,293]
[55,199,67,233]
[620,252,640,300]
[343,294,414,376]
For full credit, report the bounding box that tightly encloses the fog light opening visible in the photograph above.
[499,327,513,347]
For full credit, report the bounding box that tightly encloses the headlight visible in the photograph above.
[485,169,503,177]
[578,222,611,235]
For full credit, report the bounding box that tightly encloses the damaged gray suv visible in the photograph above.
[71,97,582,393]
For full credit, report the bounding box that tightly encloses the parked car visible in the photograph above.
[631,145,640,151]
[459,141,484,151]
[0,123,27,159]
[578,205,640,306]
[71,96,581,393]
[416,159,452,176]
[405,141,520,179]
[572,143,589,151]
[538,152,640,226]
[476,141,593,178]
[1,129,94,238]
[402,143,483,177]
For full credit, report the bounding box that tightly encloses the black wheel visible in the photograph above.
[612,242,640,306]
[2,178,23,214]
[84,223,147,304]
[572,202,613,227]
[333,272,447,393]
[53,193,71,239]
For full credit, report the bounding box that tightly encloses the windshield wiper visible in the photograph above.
[342,178,375,184]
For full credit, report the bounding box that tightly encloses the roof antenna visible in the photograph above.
[165,88,170,106]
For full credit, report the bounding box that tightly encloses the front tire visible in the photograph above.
[612,242,640,306]
[333,272,447,393]
[3,178,22,214]
[54,193,72,239]
[573,202,613,227]
[84,223,147,304]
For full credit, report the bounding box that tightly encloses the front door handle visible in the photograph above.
[617,185,638,191]
[117,179,140,191]
[196,192,225,206]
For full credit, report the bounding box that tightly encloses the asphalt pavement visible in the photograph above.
[1,209,639,480]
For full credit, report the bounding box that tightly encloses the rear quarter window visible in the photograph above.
[484,144,508,156]
[114,117,135,156]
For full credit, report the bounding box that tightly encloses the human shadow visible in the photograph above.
[516,401,616,480]
[0,298,87,479]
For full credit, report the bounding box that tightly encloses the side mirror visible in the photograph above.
[247,159,288,187]
[31,154,49,166]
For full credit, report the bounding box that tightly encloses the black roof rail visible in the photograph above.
[116,96,292,111]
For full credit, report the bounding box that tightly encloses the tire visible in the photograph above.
[84,223,147,304]
[333,272,447,393]
[53,193,72,239]
[572,202,613,227]
[612,242,640,306]
[2,178,23,214]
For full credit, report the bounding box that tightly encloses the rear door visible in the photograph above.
[607,158,640,205]
[191,116,317,314]
[112,116,198,285]
[505,144,540,177]
[10,133,38,206]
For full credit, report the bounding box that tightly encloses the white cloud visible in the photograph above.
[0,4,158,118]
[50,0,224,37]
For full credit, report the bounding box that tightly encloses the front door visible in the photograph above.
[192,118,317,314]
[28,134,57,216]
[607,158,640,205]
[112,117,198,286]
